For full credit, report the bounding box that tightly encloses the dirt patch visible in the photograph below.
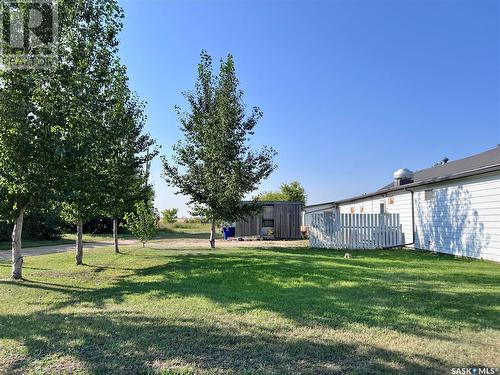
[146,238,308,250]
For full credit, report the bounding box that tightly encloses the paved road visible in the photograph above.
[0,239,137,261]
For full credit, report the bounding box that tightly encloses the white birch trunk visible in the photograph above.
[11,207,26,280]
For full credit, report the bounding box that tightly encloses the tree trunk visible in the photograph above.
[209,219,216,249]
[113,218,119,254]
[75,220,83,265]
[11,207,26,280]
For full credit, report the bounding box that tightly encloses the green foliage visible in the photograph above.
[259,181,307,206]
[51,0,127,224]
[100,66,158,221]
[0,63,58,221]
[258,191,287,202]
[0,207,64,241]
[162,51,277,228]
[42,0,156,223]
[161,208,179,224]
[0,0,155,271]
[21,207,64,240]
[0,222,10,241]
[124,201,158,247]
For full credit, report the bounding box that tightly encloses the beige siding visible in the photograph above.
[414,172,500,262]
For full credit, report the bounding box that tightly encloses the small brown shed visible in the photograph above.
[235,201,302,240]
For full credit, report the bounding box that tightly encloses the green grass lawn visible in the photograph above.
[0,246,498,374]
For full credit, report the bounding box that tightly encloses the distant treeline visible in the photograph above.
[0,211,129,242]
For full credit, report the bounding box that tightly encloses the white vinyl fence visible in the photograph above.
[309,211,403,249]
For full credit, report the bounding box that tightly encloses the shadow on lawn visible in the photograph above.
[0,248,498,373]
[3,249,500,334]
[0,311,445,375]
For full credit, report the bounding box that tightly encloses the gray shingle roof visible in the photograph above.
[378,146,500,191]
[304,147,500,209]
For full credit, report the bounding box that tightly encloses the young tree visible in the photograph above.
[161,208,179,224]
[162,51,276,248]
[124,201,158,247]
[101,66,158,253]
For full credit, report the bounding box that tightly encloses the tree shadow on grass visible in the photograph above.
[0,311,445,374]
[5,249,499,338]
[1,248,498,373]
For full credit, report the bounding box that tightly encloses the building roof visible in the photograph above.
[243,201,303,205]
[377,146,500,191]
[305,146,500,209]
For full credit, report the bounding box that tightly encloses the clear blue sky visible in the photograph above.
[118,0,500,216]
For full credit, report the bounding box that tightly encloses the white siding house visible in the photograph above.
[412,172,500,261]
[304,147,500,262]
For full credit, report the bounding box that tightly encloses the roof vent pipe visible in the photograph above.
[393,168,414,187]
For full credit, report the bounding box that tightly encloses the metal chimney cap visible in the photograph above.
[393,168,414,179]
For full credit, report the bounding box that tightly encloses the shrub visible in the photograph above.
[161,208,178,224]
[124,201,158,247]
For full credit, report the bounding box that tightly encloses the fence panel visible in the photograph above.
[309,210,403,249]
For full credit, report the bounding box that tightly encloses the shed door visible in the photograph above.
[274,204,300,239]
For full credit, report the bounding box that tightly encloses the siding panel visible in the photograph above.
[414,172,500,261]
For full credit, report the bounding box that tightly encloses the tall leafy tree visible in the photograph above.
[101,66,158,253]
[50,0,126,265]
[0,69,58,279]
[0,0,61,279]
[0,0,153,276]
[162,51,276,248]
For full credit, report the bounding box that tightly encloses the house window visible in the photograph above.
[380,203,385,214]
[360,206,365,213]
[388,197,395,205]
[425,190,434,201]
[350,207,355,214]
